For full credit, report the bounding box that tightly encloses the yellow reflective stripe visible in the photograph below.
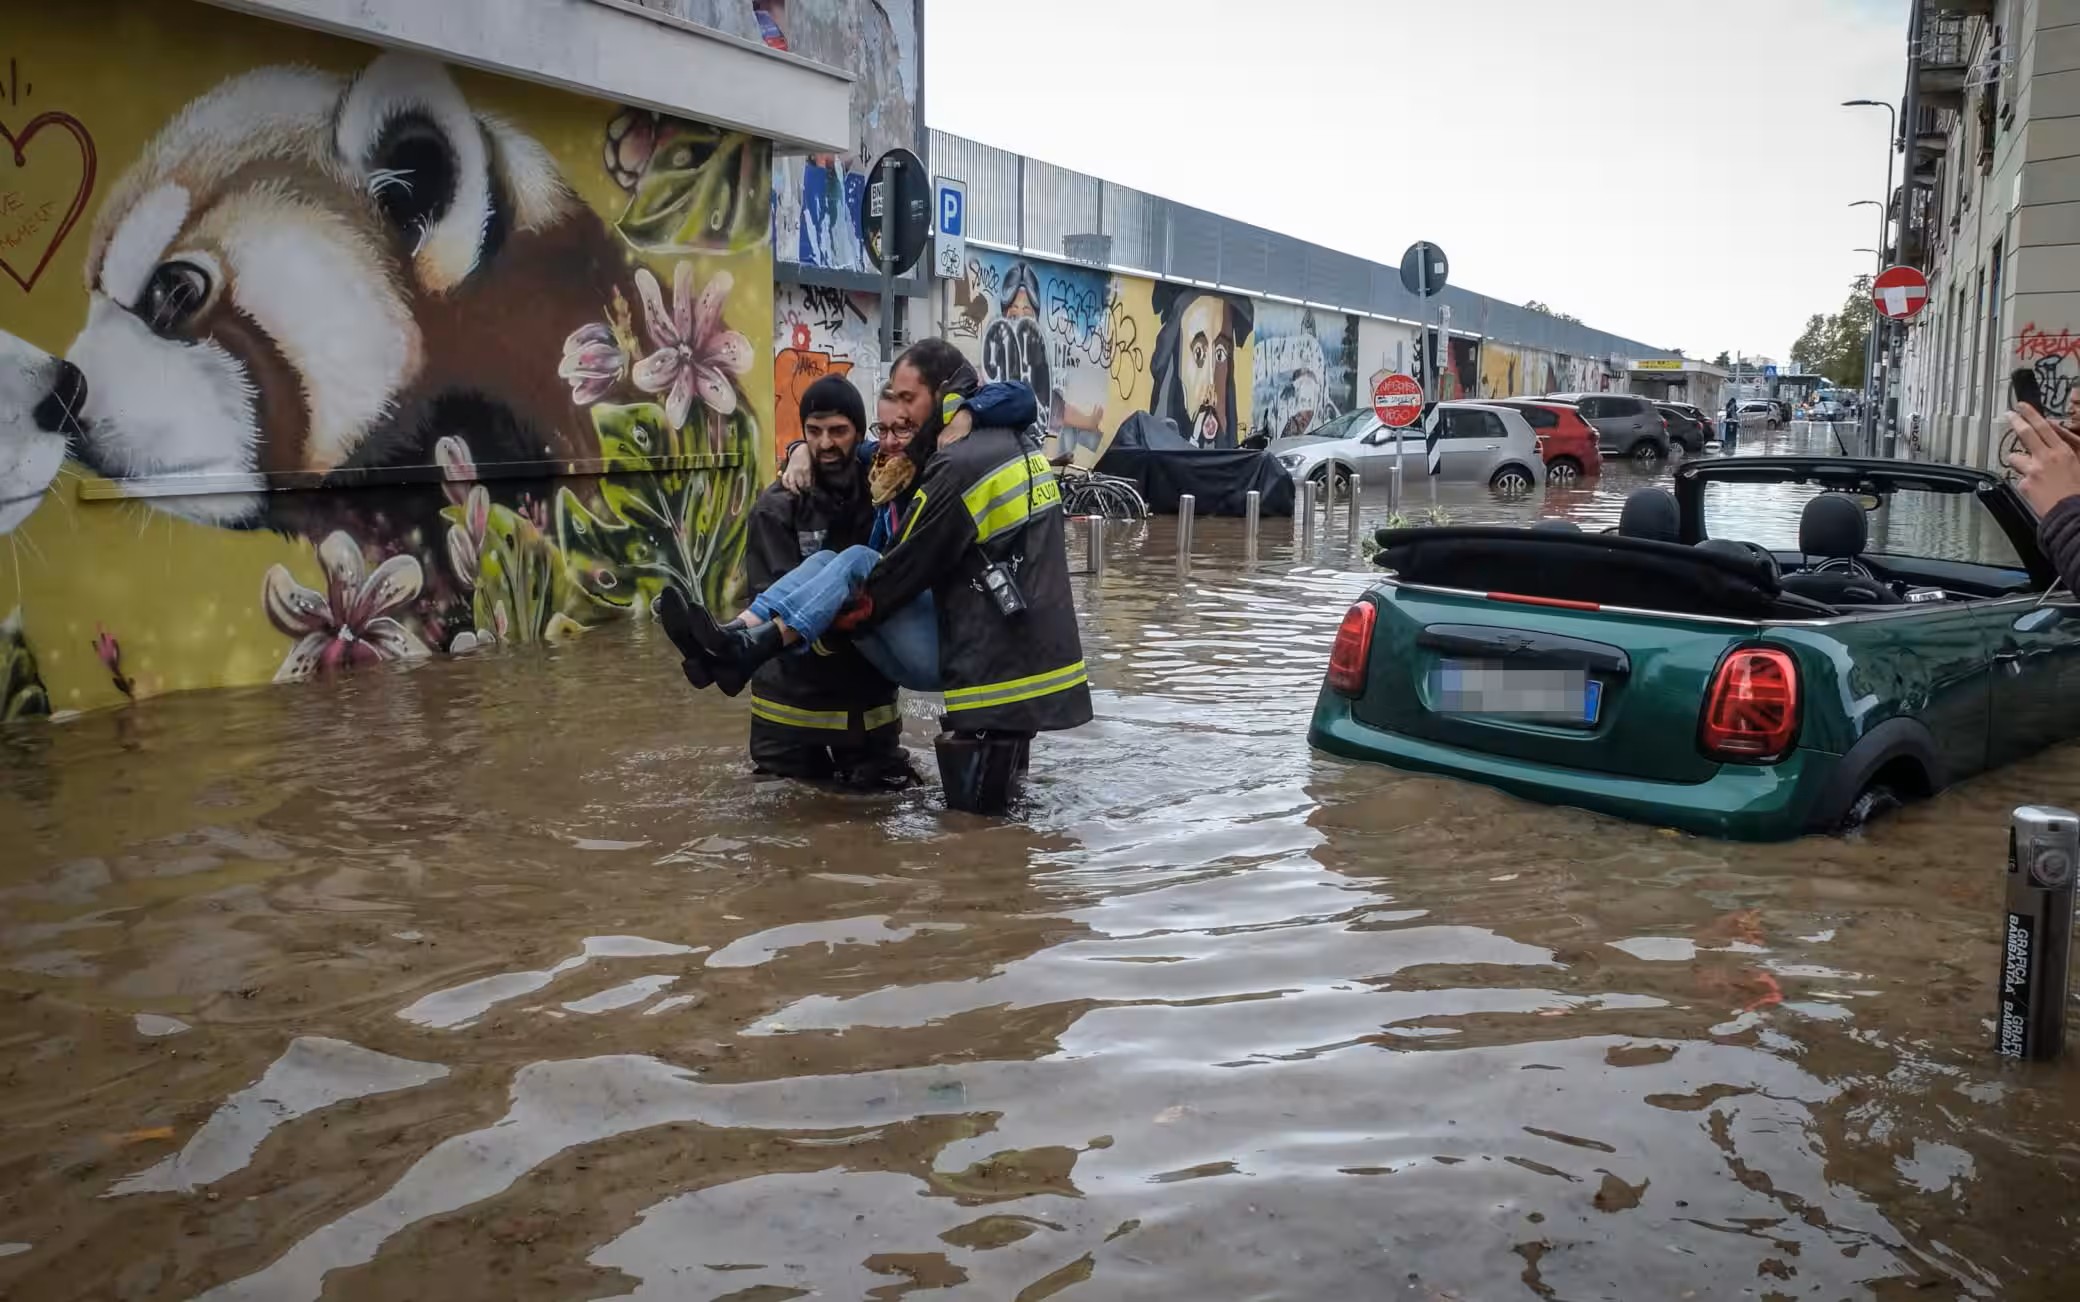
[962,452,1061,543]
[750,695,850,731]
[862,703,902,730]
[899,488,929,544]
[943,660,1088,712]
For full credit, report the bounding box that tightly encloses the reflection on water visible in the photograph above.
[3,419,2080,1298]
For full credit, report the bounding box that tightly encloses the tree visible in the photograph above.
[1712,350,1731,368]
[1524,299,1583,325]
[1788,275,1874,387]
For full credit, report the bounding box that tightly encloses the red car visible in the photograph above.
[1495,400,1603,485]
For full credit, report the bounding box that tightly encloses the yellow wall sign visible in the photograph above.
[1634,359,1686,371]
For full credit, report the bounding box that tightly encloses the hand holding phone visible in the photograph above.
[2013,367,2045,414]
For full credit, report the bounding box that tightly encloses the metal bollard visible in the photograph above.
[1176,493,1195,574]
[1346,472,1362,548]
[1244,489,1261,565]
[1088,515,1106,577]
[1300,478,1318,550]
[1998,805,2078,1061]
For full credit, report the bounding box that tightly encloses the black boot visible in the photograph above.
[655,588,727,690]
[706,619,788,698]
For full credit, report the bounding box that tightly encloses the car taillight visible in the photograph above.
[1328,602,1377,697]
[1700,648,1799,762]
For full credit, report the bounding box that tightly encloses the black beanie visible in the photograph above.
[799,374,867,439]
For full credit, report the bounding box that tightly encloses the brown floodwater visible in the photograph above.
[4,424,2080,1301]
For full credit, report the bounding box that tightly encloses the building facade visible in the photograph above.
[1899,0,2080,470]
[0,0,1676,722]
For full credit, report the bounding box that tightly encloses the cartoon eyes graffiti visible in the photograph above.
[140,261,212,336]
[1189,337,1231,369]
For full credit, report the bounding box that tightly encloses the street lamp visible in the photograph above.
[1845,99,1900,454]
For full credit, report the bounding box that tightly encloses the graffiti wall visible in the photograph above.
[1252,304,1357,441]
[1357,318,1422,399]
[773,283,881,462]
[0,1,774,719]
[766,3,919,272]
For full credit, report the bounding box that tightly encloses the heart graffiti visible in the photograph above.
[0,111,97,294]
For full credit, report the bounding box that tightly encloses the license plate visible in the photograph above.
[1431,659,1601,726]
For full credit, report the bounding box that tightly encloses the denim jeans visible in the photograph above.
[748,545,940,691]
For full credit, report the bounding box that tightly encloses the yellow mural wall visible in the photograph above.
[947,255,1263,465]
[1,1,774,720]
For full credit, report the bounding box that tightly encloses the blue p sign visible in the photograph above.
[938,182,964,237]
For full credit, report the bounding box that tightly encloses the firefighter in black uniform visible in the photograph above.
[837,380,1093,808]
[741,376,914,787]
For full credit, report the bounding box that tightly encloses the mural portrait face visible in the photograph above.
[1149,284,1251,450]
[1178,294,1236,447]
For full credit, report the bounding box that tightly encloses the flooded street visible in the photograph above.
[6,426,2080,1301]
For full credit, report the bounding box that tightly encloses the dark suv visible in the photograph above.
[1542,393,1669,460]
[1654,403,1709,454]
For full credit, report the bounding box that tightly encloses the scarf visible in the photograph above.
[868,450,915,506]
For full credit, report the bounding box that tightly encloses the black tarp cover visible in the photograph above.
[1096,414,1297,516]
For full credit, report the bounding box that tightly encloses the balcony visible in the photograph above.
[1916,11,1971,110]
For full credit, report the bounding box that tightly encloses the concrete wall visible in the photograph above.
[0,0,783,718]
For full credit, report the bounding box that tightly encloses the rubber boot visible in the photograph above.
[706,620,786,698]
[934,732,1028,814]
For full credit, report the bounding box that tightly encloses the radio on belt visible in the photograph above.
[1996,805,2078,1062]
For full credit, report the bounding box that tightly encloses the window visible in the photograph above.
[1310,410,1369,440]
[1700,483,2025,571]
[1511,404,1559,429]
[1441,410,1505,441]
[1576,397,1605,419]
[1604,397,1645,417]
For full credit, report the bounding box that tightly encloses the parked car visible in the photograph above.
[1311,455,2060,840]
[1492,400,1603,484]
[1654,403,1710,454]
[1270,402,1545,495]
[1737,400,1780,430]
[1540,393,1670,461]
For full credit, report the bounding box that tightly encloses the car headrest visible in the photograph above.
[1533,519,1582,533]
[1799,493,1867,558]
[1617,487,1680,542]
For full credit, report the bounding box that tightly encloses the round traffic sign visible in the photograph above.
[859,147,932,275]
[1373,372,1424,428]
[1872,265,1929,321]
[1400,242,1449,298]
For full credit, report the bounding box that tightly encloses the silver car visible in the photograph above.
[1269,402,1545,496]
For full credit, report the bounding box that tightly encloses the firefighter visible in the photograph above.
[670,340,1092,810]
[739,375,914,788]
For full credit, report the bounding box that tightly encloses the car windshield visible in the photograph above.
[1306,410,1369,440]
[1701,481,2027,570]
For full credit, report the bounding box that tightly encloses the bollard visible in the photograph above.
[1176,493,1196,574]
[1244,489,1261,566]
[1088,514,1106,576]
[1346,472,1362,549]
[1997,805,2078,1061]
[1301,478,1318,550]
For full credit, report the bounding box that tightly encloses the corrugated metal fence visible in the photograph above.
[931,130,1666,361]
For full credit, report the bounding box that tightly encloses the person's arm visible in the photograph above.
[956,382,1039,431]
[850,459,976,623]
[742,497,801,601]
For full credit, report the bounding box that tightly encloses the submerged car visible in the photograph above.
[1310,456,2066,840]
[1271,402,1545,495]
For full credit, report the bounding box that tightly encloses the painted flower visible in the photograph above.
[558,288,640,407]
[446,484,490,591]
[630,263,752,430]
[263,532,431,683]
[435,435,477,507]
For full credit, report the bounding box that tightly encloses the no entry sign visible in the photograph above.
[1373,373,1424,428]
[1873,265,1929,321]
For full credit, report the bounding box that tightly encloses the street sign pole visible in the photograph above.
[877,153,897,363]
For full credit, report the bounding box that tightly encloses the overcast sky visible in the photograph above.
[924,0,1909,363]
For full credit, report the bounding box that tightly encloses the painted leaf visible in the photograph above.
[1,610,50,721]
[614,123,770,255]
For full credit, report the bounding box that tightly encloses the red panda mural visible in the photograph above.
[0,12,776,715]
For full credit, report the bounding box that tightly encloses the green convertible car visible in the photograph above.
[1310,456,2076,841]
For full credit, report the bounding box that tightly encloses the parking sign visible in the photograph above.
[933,177,966,279]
